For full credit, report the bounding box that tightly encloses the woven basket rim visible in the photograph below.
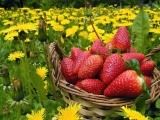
[49,42,160,107]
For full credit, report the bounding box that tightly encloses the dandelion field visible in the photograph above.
[0,3,160,120]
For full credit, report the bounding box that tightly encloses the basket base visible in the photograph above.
[61,90,120,120]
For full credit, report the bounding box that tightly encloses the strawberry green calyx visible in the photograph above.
[125,58,141,75]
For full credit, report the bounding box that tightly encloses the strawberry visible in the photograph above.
[144,76,152,86]
[75,80,83,88]
[78,54,103,79]
[111,26,131,51]
[61,58,79,85]
[104,70,143,98]
[100,53,126,86]
[73,51,90,75]
[122,53,145,63]
[71,47,83,61]
[90,39,111,60]
[140,61,155,76]
[79,79,106,95]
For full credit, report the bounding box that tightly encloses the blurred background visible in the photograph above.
[0,0,158,10]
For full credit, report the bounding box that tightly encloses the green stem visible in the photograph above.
[16,103,21,120]
[42,42,57,100]
[21,41,33,104]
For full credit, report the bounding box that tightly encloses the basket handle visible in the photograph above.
[49,42,67,84]
[144,45,160,61]
[49,42,66,60]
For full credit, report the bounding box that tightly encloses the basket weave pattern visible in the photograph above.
[49,42,160,120]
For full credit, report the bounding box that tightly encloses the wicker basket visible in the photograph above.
[49,42,160,120]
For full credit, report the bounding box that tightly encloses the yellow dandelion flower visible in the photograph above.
[85,45,91,51]
[15,23,38,32]
[66,26,79,37]
[25,38,31,43]
[88,32,98,42]
[19,7,30,12]
[0,8,5,11]
[79,26,84,30]
[4,31,18,41]
[36,67,48,80]
[0,23,37,34]
[58,15,64,21]
[61,19,70,25]
[96,28,105,34]
[87,25,94,32]
[26,108,45,120]
[61,37,64,44]
[56,103,82,120]
[78,31,88,39]
[4,21,14,26]
[121,106,148,120]
[53,24,64,32]
[102,33,114,44]
[8,51,25,61]
[12,13,19,18]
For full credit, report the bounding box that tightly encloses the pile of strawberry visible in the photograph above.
[60,26,155,98]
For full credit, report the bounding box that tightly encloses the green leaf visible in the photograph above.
[29,66,47,101]
[142,79,150,99]
[154,111,160,116]
[154,117,160,120]
[43,99,65,120]
[131,80,150,115]
[115,111,125,117]
[134,97,146,114]
[155,99,160,109]
[132,8,150,54]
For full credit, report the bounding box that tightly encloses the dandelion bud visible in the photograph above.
[85,1,91,9]
[19,30,27,40]
[2,66,11,86]
[3,106,10,115]
[62,32,66,39]
[133,32,136,37]
[85,1,92,17]
[38,16,48,42]
[10,78,24,102]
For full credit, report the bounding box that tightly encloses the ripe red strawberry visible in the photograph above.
[78,79,106,95]
[140,61,155,76]
[100,53,126,86]
[76,80,83,88]
[78,55,103,79]
[122,53,145,63]
[144,76,152,86]
[71,47,83,61]
[61,58,79,85]
[90,39,111,60]
[73,51,90,75]
[104,70,143,98]
[111,26,131,51]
